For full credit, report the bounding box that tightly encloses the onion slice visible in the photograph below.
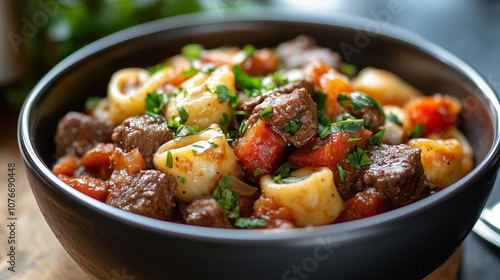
[230,175,258,196]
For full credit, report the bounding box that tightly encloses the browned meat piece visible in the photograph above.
[237,79,315,112]
[112,115,174,167]
[250,88,318,148]
[54,111,115,159]
[183,195,232,228]
[353,144,434,209]
[349,106,385,129]
[105,170,177,220]
[276,35,341,69]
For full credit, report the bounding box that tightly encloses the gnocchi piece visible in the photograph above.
[153,124,241,203]
[165,65,235,130]
[352,67,421,107]
[427,127,474,176]
[407,138,463,187]
[107,67,173,124]
[381,105,410,145]
[260,167,343,227]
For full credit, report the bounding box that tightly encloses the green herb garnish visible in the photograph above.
[336,163,346,182]
[408,123,425,139]
[215,84,239,107]
[192,141,218,153]
[338,91,385,122]
[345,147,373,170]
[387,112,403,127]
[212,174,240,219]
[85,96,102,111]
[368,128,386,145]
[145,91,169,121]
[260,106,273,119]
[178,176,186,184]
[181,44,204,60]
[166,151,173,168]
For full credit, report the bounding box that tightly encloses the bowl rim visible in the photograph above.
[18,7,500,242]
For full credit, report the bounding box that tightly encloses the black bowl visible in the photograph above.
[18,8,500,280]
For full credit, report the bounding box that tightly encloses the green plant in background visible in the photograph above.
[3,0,206,108]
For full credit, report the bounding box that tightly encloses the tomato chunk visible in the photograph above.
[335,188,388,223]
[404,94,461,137]
[59,175,110,202]
[288,127,372,171]
[234,119,287,180]
[242,48,279,76]
[52,154,80,177]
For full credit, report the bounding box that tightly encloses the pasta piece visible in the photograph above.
[427,127,474,176]
[352,67,421,107]
[153,124,241,203]
[165,65,236,130]
[381,105,410,145]
[407,138,463,187]
[260,167,343,227]
[107,67,179,124]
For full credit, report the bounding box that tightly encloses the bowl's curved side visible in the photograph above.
[18,9,500,280]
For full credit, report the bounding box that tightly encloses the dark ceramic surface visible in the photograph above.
[18,8,500,280]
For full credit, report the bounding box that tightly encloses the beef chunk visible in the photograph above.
[237,79,315,112]
[354,144,434,209]
[54,112,115,159]
[277,35,341,69]
[250,88,318,148]
[349,106,385,129]
[105,170,177,220]
[183,195,232,228]
[112,115,174,167]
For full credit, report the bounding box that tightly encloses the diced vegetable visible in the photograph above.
[335,188,388,223]
[404,94,461,137]
[233,119,287,180]
[58,175,110,202]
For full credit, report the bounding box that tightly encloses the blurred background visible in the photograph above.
[1,0,499,110]
[0,0,499,279]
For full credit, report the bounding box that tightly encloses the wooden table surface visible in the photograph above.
[0,106,461,280]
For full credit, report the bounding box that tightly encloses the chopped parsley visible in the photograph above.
[212,174,241,219]
[408,123,425,139]
[260,106,273,119]
[346,147,373,170]
[232,65,262,90]
[85,96,102,111]
[145,91,169,121]
[272,162,297,182]
[173,125,199,141]
[340,63,357,77]
[279,176,309,183]
[182,67,198,77]
[242,44,256,57]
[181,44,204,60]
[387,112,403,127]
[336,163,346,182]
[215,84,239,107]
[368,128,386,145]
[166,151,173,168]
[192,141,218,153]
[284,119,302,136]
[238,119,249,135]
[177,176,186,184]
[338,91,385,122]
[310,145,320,152]
[319,119,365,140]
[253,169,260,177]
[166,106,189,130]
[147,62,167,75]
